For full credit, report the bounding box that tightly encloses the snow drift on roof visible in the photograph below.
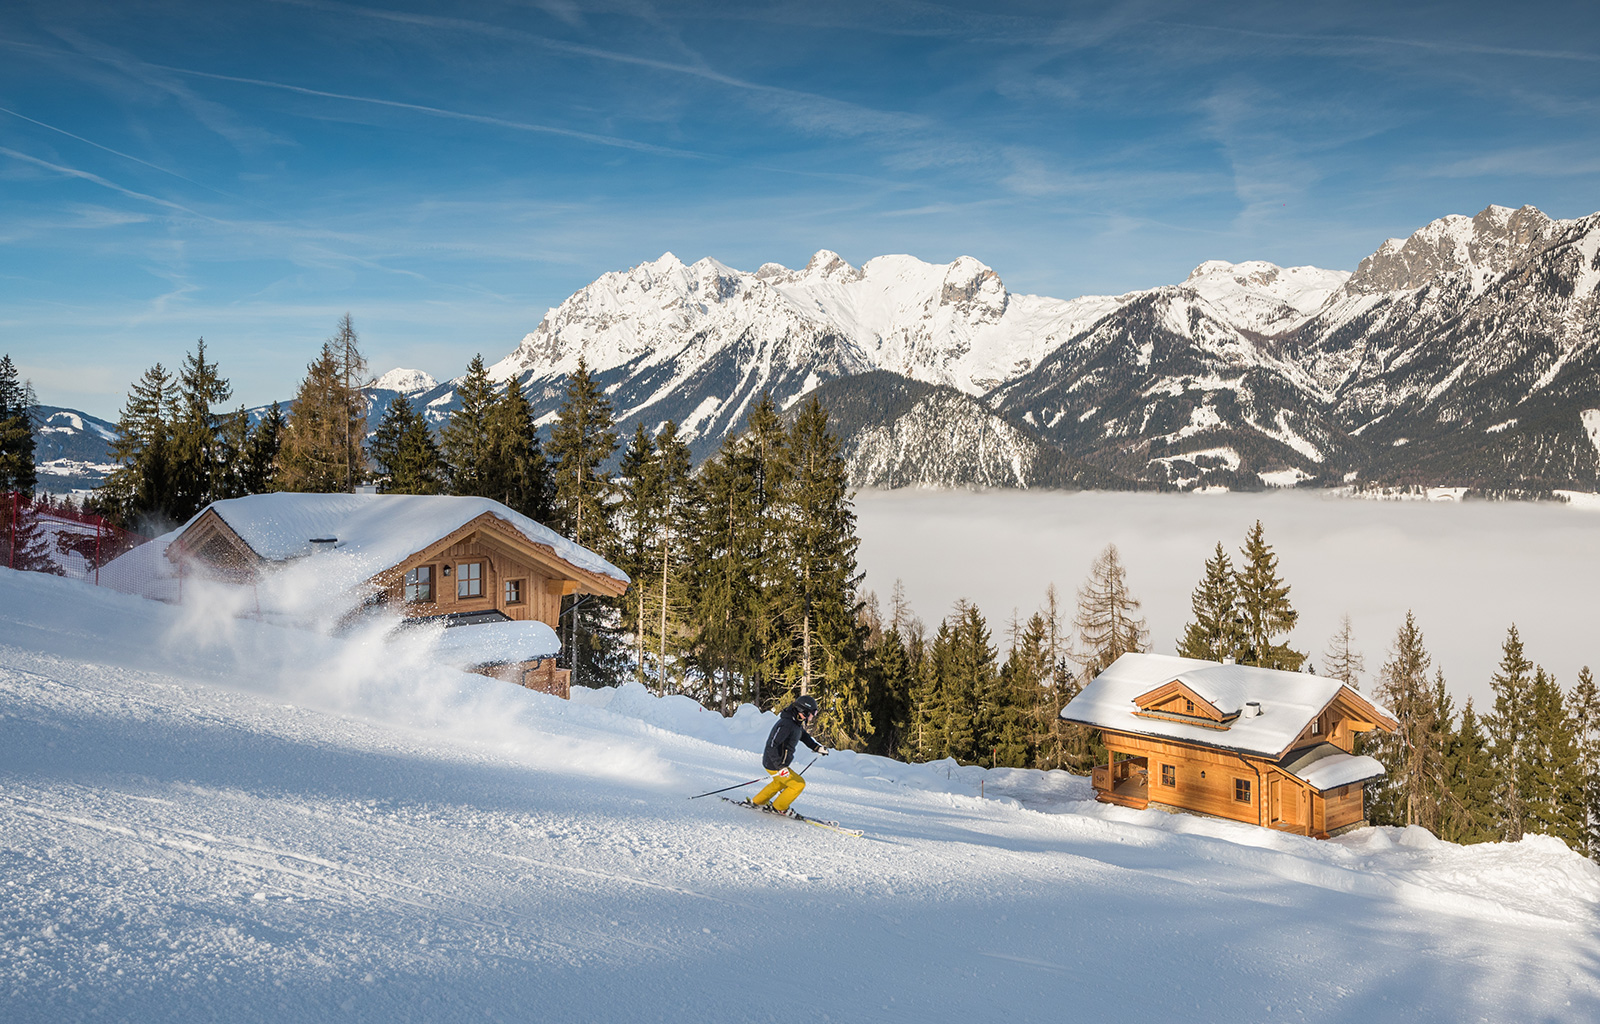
[1280,743,1387,792]
[186,492,627,584]
[1062,652,1392,759]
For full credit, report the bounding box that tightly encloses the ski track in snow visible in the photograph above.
[2,571,1598,1023]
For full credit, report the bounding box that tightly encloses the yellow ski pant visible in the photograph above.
[752,767,806,811]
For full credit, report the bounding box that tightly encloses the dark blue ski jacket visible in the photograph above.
[761,707,822,771]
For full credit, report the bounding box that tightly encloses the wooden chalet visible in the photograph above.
[165,493,629,698]
[1061,653,1397,838]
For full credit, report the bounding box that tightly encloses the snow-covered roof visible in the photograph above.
[424,618,562,668]
[175,492,627,585]
[1280,743,1386,792]
[1061,653,1393,759]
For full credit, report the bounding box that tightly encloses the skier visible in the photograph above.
[749,694,827,816]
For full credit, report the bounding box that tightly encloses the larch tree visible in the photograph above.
[277,325,367,493]
[1234,520,1305,671]
[1322,614,1366,690]
[1370,612,1447,831]
[1072,543,1149,680]
[1176,542,1240,661]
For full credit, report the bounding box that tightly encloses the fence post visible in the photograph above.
[94,517,102,586]
[9,491,15,570]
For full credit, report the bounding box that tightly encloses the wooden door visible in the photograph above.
[1269,776,1282,825]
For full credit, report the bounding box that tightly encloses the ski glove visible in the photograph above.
[819,748,829,756]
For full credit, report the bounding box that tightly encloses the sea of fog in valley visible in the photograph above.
[854,489,1600,707]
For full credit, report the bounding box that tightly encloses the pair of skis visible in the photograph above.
[721,797,863,838]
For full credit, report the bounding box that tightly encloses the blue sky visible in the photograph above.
[3,0,1598,418]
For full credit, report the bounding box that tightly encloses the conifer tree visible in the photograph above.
[1234,520,1304,671]
[1322,614,1365,690]
[547,357,621,687]
[996,613,1050,768]
[743,395,794,707]
[1,493,58,573]
[1523,667,1585,850]
[368,397,444,494]
[649,421,695,696]
[169,338,232,520]
[1485,625,1534,841]
[277,329,366,494]
[1567,666,1600,859]
[485,377,551,522]
[867,624,915,758]
[1371,612,1447,831]
[214,406,252,500]
[779,397,867,746]
[1072,543,1148,679]
[686,431,758,710]
[0,355,38,494]
[1176,543,1240,661]
[102,363,177,526]
[1441,698,1499,845]
[241,402,285,495]
[440,356,496,497]
[616,424,662,687]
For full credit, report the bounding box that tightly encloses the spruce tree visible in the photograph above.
[868,625,915,758]
[1567,666,1600,859]
[1523,667,1585,850]
[650,421,695,696]
[241,403,285,495]
[0,355,38,494]
[1072,543,1148,679]
[779,397,867,746]
[170,337,232,520]
[440,356,497,497]
[1176,543,1240,661]
[1485,625,1534,841]
[485,376,551,522]
[616,424,662,686]
[369,397,444,494]
[547,357,621,687]
[1234,520,1305,671]
[102,363,177,526]
[686,431,757,710]
[1442,698,1498,845]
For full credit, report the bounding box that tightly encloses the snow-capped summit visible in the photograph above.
[371,367,438,395]
[1180,260,1349,334]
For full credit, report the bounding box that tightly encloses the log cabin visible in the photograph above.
[163,492,629,698]
[1060,653,1397,838]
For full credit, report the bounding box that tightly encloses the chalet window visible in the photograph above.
[457,562,483,599]
[1234,778,1252,803]
[1184,699,1195,714]
[1312,718,1322,735]
[504,579,523,605]
[1160,764,1175,787]
[404,566,433,602]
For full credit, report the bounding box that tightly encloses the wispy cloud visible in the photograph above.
[1157,20,1600,64]
[0,147,201,217]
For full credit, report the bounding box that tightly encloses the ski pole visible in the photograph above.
[795,756,819,776]
[688,778,765,800]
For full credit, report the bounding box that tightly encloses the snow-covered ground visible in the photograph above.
[2,569,1597,1023]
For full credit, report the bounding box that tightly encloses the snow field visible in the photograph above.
[2,569,1598,1023]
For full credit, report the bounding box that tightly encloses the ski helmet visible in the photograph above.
[792,695,820,718]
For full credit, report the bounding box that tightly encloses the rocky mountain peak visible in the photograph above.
[939,256,1007,319]
[371,367,438,395]
[1347,204,1563,295]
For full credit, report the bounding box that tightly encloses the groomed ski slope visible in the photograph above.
[2,570,1597,1023]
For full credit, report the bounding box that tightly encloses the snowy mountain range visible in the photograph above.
[387,202,1598,494]
[38,204,1600,496]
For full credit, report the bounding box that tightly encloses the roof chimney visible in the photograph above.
[1243,700,1262,718]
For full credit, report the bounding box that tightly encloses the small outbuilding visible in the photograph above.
[163,492,629,697]
[1060,653,1397,838]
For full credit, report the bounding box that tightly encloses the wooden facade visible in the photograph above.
[1065,657,1397,840]
[169,502,627,699]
